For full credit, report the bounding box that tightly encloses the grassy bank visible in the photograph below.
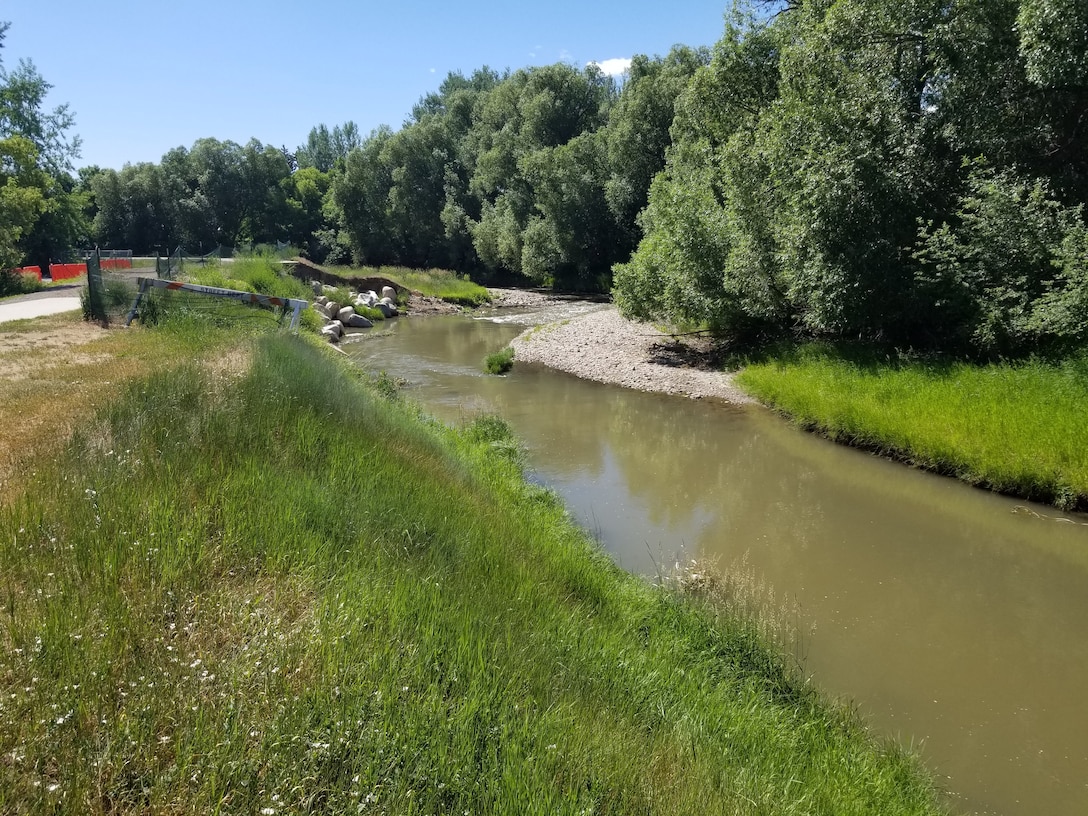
[329,264,492,307]
[736,344,1088,510]
[0,326,947,814]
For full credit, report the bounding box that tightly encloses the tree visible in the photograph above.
[0,135,46,272]
[240,139,292,245]
[1018,0,1088,87]
[0,28,80,174]
[19,168,89,267]
[330,126,396,264]
[89,167,125,250]
[467,63,616,282]
[914,164,1087,352]
[520,131,622,288]
[188,138,246,245]
[615,0,1088,353]
[614,15,786,335]
[297,122,361,172]
[603,46,710,252]
[1,21,83,270]
[283,165,332,259]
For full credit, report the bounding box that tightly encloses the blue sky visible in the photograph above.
[4,1,730,171]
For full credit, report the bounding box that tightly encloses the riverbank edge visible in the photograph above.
[502,299,1086,514]
[736,352,1088,514]
[0,321,950,813]
[747,397,1088,513]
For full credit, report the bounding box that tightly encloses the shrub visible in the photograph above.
[0,269,44,297]
[913,164,1085,354]
[485,347,515,374]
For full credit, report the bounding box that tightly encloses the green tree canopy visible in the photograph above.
[614,0,1088,354]
[0,21,84,270]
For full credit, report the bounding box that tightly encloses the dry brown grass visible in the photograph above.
[0,312,250,499]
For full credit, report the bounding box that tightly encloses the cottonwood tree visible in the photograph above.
[0,21,85,270]
[615,0,1088,353]
[0,135,46,274]
[297,122,362,172]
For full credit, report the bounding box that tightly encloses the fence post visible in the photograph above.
[86,249,107,322]
[124,277,152,327]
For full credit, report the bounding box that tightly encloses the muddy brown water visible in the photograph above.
[345,310,1088,816]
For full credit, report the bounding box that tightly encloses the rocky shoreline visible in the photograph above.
[492,290,754,404]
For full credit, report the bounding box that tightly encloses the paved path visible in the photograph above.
[0,287,84,324]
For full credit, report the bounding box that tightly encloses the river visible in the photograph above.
[344,308,1088,816]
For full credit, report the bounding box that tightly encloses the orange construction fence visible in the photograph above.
[46,258,132,280]
[15,266,42,280]
[49,263,85,280]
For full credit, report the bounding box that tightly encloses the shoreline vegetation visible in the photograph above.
[736,344,1088,512]
[0,305,949,813]
[509,305,1088,514]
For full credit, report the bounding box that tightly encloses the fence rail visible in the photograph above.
[124,277,308,330]
[82,249,133,260]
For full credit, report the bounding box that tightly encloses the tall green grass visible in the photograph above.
[737,344,1088,509]
[134,256,315,332]
[190,256,312,302]
[485,346,515,374]
[387,268,490,306]
[0,333,947,814]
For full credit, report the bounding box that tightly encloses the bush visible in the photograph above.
[1028,218,1088,343]
[298,306,325,333]
[913,165,1081,353]
[485,347,515,374]
[0,269,44,298]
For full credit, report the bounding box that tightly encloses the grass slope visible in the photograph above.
[328,265,492,307]
[737,344,1088,510]
[0,330,946,814]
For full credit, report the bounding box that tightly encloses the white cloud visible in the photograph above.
[588,58,632,77]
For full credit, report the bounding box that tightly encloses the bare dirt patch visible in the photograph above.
[406,293,463,315]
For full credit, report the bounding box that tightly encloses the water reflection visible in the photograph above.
[346,313,1088,816]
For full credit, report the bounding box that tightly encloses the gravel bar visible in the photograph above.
[507,303,754,404]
